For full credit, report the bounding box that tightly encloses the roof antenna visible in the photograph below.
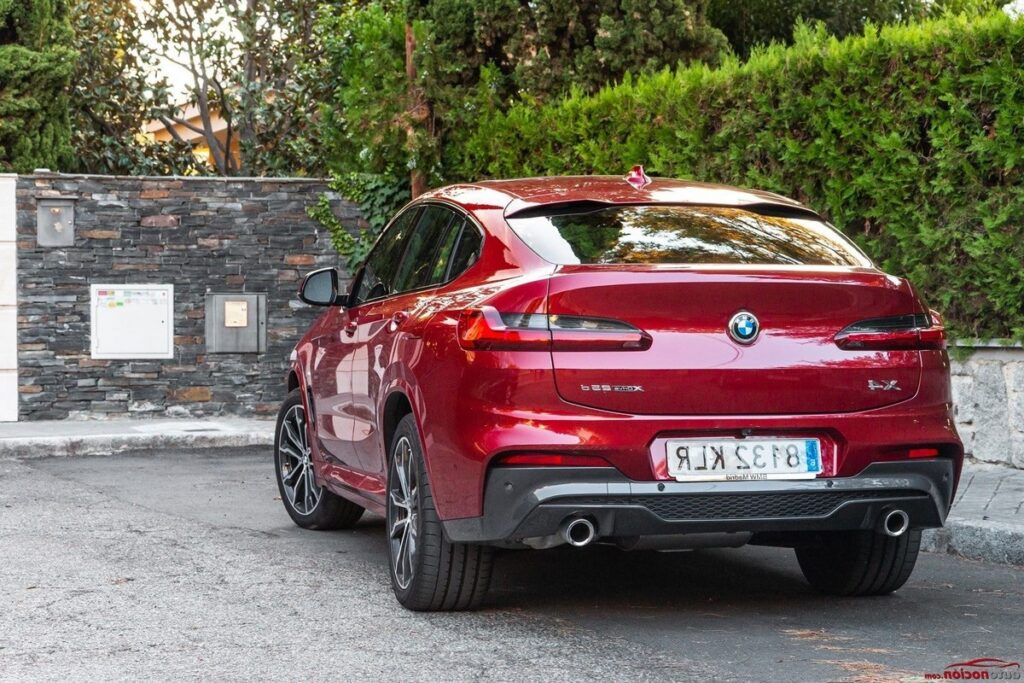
[625,165,652,190]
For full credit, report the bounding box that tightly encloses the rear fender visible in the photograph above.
[377,364,426,466]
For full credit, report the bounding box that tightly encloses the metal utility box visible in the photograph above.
[37,198,76,247]
[205,293,267,354]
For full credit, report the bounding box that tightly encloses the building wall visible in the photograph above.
[13,173,358,420]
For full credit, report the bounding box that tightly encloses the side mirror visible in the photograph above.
[299,268,345,307]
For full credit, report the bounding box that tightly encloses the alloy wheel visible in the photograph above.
[277,403,322,515]
[388,436,419,590]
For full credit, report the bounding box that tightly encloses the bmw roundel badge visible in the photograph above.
[728,311,760,345]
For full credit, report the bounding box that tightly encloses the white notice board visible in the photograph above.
[90,284,174,359]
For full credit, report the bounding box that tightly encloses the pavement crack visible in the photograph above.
[983,474,1006,511]
[955,472,975,505]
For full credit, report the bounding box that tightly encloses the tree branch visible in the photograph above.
[157,116,190,145]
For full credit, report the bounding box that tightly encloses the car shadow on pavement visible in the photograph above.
[340,517,820,610]
[488,544,815,609]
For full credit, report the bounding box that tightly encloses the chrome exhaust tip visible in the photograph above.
[562,517,597,547]
[882,509,910,538]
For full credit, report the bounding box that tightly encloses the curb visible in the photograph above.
[0,428,275,459]
[922,518,1024,567]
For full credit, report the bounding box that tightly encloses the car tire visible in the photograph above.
[274,389,364,530]
[795,528,921,596]
[386,413,493,611]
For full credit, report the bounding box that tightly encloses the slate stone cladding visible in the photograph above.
[15,173,360,420]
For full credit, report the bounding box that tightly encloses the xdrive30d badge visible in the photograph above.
[275,169,962,611]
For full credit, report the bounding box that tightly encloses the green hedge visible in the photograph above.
[453,12,1024,340]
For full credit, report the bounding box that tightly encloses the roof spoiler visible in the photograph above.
[505,200,823,221]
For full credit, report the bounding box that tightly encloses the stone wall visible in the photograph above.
[951,346,1024,469]
[14,173,358,420]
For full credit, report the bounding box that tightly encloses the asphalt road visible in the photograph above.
[1,449,1021,683]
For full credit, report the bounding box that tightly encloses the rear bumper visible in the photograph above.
[442,459,955,544]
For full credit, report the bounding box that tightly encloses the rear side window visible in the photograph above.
[448,223,483,277]
[428,218,464,283]
[506,205,871,267]
[393,205,459,293]
[354,207,418,304]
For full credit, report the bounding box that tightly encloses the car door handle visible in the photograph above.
[343,321,357,337]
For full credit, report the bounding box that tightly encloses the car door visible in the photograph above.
[308,305,357,468]
[310,207,419,470]
[348,204,467,478]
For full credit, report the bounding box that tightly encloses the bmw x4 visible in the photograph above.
[275,170,963,611]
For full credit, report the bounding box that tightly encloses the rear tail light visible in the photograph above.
[493,453,610,467]
[457,308,551,350]
[834,313,946,350]
[907,447,940,458]
[457,306,652,351]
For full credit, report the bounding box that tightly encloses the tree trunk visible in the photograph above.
[405,22,426,198]
[234,0,259,176]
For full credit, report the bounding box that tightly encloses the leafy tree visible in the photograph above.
[409,0,727,103]
[315,0,728,204]
[314,3,418,184]
[141,0,329,176]
[68,0,198,175]
[231,0,328,175]
[0,0,75,172]
[708,0,1007,57]
[310,3,419,255]
[507,0,728,99]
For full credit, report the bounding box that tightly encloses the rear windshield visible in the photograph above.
[506,204,872,267]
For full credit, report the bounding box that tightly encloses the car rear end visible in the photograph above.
[427,188,961,595]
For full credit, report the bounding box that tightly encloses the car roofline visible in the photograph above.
[418,175,814,219]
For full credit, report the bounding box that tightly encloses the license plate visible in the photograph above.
[666,438,822,482]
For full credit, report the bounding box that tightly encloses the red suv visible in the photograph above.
[276,171,962,611]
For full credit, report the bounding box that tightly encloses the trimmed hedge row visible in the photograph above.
[452,13,1024,339]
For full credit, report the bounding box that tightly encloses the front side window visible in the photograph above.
[506,204,872,267]
[353,207,419,305]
